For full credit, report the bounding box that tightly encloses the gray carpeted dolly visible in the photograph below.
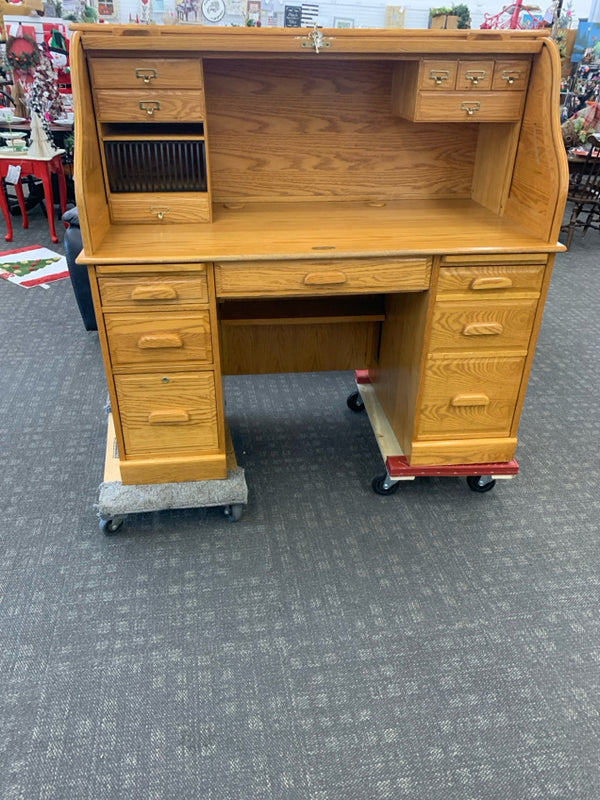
[97,414,247,535]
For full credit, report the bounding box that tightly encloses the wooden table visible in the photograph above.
[0,150,67,243]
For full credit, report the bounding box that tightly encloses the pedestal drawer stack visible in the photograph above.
[90,264,227,484]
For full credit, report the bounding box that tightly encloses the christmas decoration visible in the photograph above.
[47,29,71,93]
[26,46,64,145]
[5,33,40,73]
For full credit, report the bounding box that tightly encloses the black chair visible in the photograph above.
[62,207,97,331]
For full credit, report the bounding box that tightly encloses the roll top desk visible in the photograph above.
[71,25,568,487]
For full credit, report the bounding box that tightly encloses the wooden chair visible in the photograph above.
[562,133,600,249]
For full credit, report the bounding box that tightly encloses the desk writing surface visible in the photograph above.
[76,200,563,266]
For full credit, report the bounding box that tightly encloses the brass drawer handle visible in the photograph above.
[137,333,183,349]
[462,322,503,336]
[461,101,481,116]
[429,70,451,86]
[139,100,160,116]
[465,70,486,85]
[131,285,178,300]
[451,393,490,407]
[136,68,158,84]
[303,271,347,285]
[470,276,513,290]
[501,70,522,86]
[148,409,190,424]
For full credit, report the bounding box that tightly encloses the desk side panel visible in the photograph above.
[71,32,110,255]
[504,39,569,243]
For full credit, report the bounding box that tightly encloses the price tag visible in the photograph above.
[5,165,21,185]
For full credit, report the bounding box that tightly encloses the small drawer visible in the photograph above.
[115,371,219,456]
[105,311,213,368]
[215,258,431,298]
[419,60,458,90]
[414,91,524,122]
[89,58,204,90]
[456,60,494,90]
[429,298,538,354]
[492,60,531,91]
[437,263,545,298]
[417,356,525,439]
[94,90,205,122]
[98,274,208,307]
[109,193,211,224]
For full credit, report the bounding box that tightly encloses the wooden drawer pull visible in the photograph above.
[131,285,178,300]
[462,322,503,336]
[137,333,183,349]
[470,276,513,290]
[451,393,490,407]
[303,271,347,285]
[148,409,190,424]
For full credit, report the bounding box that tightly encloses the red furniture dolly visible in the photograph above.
[348,370,519,495]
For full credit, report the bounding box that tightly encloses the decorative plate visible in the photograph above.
[201,0,226,23]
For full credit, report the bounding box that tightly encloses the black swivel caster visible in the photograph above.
[347,390,365,412]
[466,475,496,493]
[371,474,400,495]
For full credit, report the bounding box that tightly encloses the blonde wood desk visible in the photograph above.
[71,26,568,487]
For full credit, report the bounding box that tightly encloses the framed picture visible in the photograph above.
[333,17,353,28]
[98,0,117,18]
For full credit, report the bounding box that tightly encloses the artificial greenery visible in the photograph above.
[430,4,471,28]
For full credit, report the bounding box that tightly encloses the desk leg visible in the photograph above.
[56,164,67,226]
[14,181,28,230]
[0,180,14,242]
[39,165,58,243]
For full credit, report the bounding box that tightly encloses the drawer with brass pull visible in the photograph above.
[98,273,209,307]
[114,371,219,456]
[94,89,205,122]
[214,258,431,298]
[416,355,526,439]
[428,298,539,354]
[492,60,531,91]
[109,193,211,224]
[413,91,524,122]
[104,311,213,368]
[89,58,204,90]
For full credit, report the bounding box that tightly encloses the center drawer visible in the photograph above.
[214,258,431,298]
[105,311,213,368]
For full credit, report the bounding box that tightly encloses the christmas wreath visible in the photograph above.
[6,34,41,72]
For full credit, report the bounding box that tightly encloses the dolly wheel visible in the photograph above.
[346,391,365,413]
[466,475,496,493]
[371,475,400,495]
[224,504,244,522]
[100,517,124,535]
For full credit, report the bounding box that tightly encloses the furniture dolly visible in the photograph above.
[69,25,568,529]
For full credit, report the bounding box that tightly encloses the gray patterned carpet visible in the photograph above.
[1,204,599,799]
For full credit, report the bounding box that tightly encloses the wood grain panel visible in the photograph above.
[220,320,380,374]
[205,60,477,202]
[416,355,526,438]
[115,371,219,455]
